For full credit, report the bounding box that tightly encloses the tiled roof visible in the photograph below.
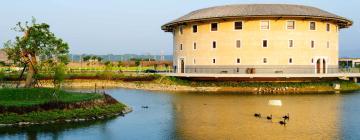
[162,4,352,31]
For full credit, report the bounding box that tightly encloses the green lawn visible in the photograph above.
[0,88,103,107]
[0,103,126,124]
[0,88,128,124]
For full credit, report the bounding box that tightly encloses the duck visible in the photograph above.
[141,106,149,109]
[254,113,261,118]
[266,114,272,120]
[279,119,287,125]
[282,113,290,120]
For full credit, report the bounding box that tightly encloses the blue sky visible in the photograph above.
[0,0,359,57]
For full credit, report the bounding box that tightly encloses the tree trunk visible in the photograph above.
[24,64,35,88]
[24,54,37,88]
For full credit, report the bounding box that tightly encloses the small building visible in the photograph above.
[0,49,10,65]
[339,58,360,68]
[161,4,353,75]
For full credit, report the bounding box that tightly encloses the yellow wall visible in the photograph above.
[173,18,339,68]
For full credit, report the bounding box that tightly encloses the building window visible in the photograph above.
[310,21,316,30]
[289,58,293,64]
[287,21,295,30]
[179,26,183,34]
[211,23,218,31]
[263,58,268,64]
[193,42,197,50]
[212,59,216,64]
[236,40,241,48]
[311,58,314,64]
[262,40,268,48]
[180,44,183,50]
[212,41,217,49]
[326,23,330,32]
[260,20,270,30]
[237,58,241,64]
[289,40,294,48]
[327,41,330,48]
[193,25,198,33]
[234,21,243,30]
[311,40,315,48]
[193,59,196,64]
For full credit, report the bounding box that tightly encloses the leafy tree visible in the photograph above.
[0,61,6,66]
[83,56,91,62]
[53,63,66,89]
[164,63,169,72]
[4,18,69,87]
[356,64,360,68]
[154,63,158,70]
[135,60,141,67]
[102,65,113,80]
[117,61,123,67]
[96,56,103,62]
[104,61,111,66]
[91,56,97,61]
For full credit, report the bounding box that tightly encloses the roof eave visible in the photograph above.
[161,15,353,32]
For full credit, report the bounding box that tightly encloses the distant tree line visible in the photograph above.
[82,55,103,62]
[129,58,155,61]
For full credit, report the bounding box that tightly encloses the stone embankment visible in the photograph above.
[35,80,344,93]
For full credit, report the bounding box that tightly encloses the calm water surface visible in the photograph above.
[0,89,360,140]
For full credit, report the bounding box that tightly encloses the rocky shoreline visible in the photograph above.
[32,79,358,93]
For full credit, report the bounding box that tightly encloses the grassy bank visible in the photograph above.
[0,72,160,82]
[0,88,129,125]
[29,76,359,93]
[1,74,359,93]
[164,76,359,88]
[0,88,103,107]
[0,103,125,124]
[160,76,360,92]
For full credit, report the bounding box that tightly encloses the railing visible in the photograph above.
[172,68,360,74]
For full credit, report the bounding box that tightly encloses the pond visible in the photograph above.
[0,89,360,140]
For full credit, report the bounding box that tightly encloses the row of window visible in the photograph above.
[177,40,331,50]
[178,21,337,34]
[190,58,321,65]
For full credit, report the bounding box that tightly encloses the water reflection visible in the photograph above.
[0,89,359,140]
[0,117,117,140]
[341,92,360,139]
[173,93,342,140]
[268,100,282,106]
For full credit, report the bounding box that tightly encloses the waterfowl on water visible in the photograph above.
[266,115,272,120]
[279,119,287,125]
[254,113,261,118]
[141,106,149,109]
[283,113,290,120]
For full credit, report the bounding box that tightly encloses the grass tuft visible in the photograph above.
[0,88,103,107]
